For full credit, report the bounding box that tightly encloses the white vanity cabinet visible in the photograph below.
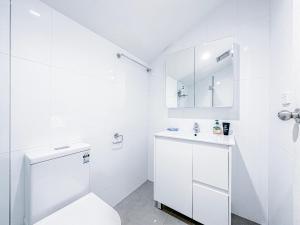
[154,131,234,225]
[154,138,193,217]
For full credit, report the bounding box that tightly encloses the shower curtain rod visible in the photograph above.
[116,53,152,73]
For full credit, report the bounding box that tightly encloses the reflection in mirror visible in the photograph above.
[166,47,194,108]
[195,38,235,108]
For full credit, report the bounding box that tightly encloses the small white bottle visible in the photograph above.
[213,120,222,135]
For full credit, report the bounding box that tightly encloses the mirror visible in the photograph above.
[165,38,237,109]
[195,38,235,108]
[166,47,194,108]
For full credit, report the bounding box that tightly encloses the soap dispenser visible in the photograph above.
[213,120,222,135]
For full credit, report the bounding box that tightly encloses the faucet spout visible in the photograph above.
[193,122,200,134]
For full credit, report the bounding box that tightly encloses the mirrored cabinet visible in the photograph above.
[165,47,195,108]
[166,38,238,109]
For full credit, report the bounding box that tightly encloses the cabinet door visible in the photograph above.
[154,138,193,217]
[193,183,229,225]
[193,143,229,190]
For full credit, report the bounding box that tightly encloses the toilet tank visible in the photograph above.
[24,143,91,225]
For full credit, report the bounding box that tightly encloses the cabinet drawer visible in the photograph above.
[193,183,229,225]
[193,143,229,190]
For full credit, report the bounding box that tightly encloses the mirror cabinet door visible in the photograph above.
[195,38,235,108]
[165,38,237,109]
[166,47,195,108]
[195,75,212,108]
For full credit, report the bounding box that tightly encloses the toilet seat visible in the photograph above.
[34,193,121,225]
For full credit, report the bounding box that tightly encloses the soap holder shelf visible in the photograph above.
[112,133,123,144]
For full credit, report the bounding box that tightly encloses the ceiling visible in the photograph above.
[41,0,226,62]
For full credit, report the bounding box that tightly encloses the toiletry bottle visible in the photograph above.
[213,120,222,135]
[222,122,230,136]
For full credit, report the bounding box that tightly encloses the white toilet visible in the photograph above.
[24,143,121,225]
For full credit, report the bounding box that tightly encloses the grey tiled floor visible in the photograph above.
[115,181,259,225]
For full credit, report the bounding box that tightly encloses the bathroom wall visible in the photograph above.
[269,0,300,224]
[0,0,10,224]
[148,0,269,224]
[10,0,149,225]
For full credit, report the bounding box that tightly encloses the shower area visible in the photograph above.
[0,0,150,224]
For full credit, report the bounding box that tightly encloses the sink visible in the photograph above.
[154,131,235,146]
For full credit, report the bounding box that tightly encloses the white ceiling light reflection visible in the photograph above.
[107,70,116,81]
[243,46,249,52]
[50,115,66,128]
[201,52,211,60]
[29,9,41,17]
[106,69,126,109]
[107,69,119,82]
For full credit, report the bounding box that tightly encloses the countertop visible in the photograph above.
[154,131,235,146]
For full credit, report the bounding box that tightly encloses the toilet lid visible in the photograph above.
[34,193,121,225]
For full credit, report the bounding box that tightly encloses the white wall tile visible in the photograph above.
[0,53,10,154]
[0,152,9,225]
[204,0,237,41]
[237,19,270,80]
[11,58,51,151]
[52,11,103,73]
[52,11,89,71]
[0,0,10,54]
[11,0,52,64]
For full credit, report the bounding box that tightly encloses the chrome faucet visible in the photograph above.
[193,122,200,135]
